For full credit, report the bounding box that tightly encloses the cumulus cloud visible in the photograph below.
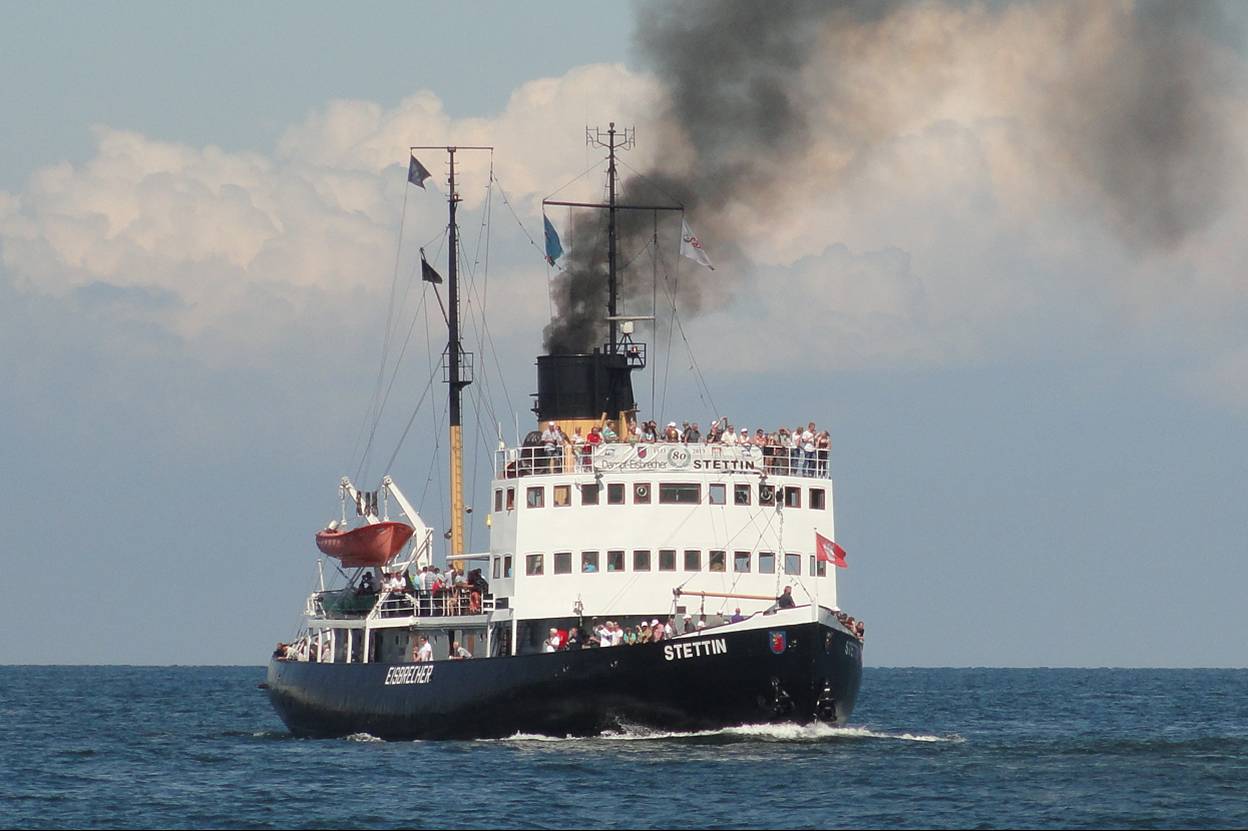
[0,65,662,364]
[3,33,1248,413]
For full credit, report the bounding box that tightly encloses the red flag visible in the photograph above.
[815,531,848,568]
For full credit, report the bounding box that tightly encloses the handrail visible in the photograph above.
[494,442,831,480]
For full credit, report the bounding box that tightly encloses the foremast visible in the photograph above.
[415,144,491,564]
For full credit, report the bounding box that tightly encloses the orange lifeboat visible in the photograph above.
[315,522,415,567]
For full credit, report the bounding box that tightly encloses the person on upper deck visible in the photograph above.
[776,586,796,609]
[683,422,701,443]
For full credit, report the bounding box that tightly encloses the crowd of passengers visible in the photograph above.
[526,414,832,477]
[542,597,865,652]
[346,565,490,617]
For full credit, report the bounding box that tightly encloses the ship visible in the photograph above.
[265,129,864,740]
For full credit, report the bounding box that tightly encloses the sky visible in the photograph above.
[2,1,1246,667]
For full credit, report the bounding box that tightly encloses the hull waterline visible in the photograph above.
[267,619,861,740]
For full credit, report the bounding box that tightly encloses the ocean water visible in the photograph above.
[2,667,1246,829]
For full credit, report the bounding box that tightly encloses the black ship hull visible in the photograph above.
[266,618,862,740]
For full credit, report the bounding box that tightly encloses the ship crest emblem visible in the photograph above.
[637,446,648,459]
[769,630,787,654]
[668,447,691,468]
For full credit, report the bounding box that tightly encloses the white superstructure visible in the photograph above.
[487,442,838,626]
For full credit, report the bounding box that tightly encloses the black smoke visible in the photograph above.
[542,0,1243,353]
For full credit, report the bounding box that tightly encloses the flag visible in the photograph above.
[680,218,714,270]
[544,215,564,266]
[408,154,432,189]
[815,531,848,568]
[420,250,443,284]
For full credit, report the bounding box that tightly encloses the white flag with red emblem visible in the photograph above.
[680,218,714,270]
[815,531,848,568]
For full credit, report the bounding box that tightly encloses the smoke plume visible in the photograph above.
[543,0,1243,353]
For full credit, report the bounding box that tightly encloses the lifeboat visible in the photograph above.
[315,522,415,567]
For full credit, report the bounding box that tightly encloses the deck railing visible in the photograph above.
[309,588,495,622]
[494,442,831,480]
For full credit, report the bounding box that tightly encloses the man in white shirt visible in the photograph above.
[415,635,433,662]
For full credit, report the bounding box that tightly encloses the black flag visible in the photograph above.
[421,251,443,284]
[408,154,432,189]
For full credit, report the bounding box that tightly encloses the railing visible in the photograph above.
[494,442,831,480]
[309,588,495,622]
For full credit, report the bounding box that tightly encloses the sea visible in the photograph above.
[2,667,1245,829]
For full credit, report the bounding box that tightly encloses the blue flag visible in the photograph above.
[544,215,564,265]
[408,155,432,189]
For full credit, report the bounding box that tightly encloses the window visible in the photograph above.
[506,488,515,511]
[759,552,776,574]
[527,486,544,508]
[684,549,701,571]
[607,483,625,505]
[810,488,826,510]
[813,556,827,577]
[503,555,513,578]
[709,550,726,572]
[493,557,501,579]
[553,484,571,507]
[659,549,677,571]
[582,482,600,505]
[581,551,599,573]
[784,486,801,508]
[525,554,544,576]
[660,483,701,504]
[708,484,726,505]
[633,549,651,571]
[785,552,801,575]
[554,552,572,574]
[734,551,751,573]
[494,489,503,512]
[734,484,751,505]
[607,550,625,572]
[759,485,776,507]
[634,482,652,504]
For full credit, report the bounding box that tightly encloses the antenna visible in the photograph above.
[587,123,635,351]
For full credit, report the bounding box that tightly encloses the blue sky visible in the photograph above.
[2,2,1245,666]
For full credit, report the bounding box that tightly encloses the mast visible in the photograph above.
[414,143,490,564]
[585,123,635,351]
[447,147,465,563]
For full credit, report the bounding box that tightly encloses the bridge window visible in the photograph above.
[633,549,651,571]
[708,484,726,505]
[553,485,571,507]
[607,483,625,505]
[759,552,776,574]
[785,552,802,575]
[504,555,513,578]
[734,484,751,505]
[581,551,599,573]
[525,554,544,576]
[684,549,701,571]
[553,552,572,574]
[709,550,726,572]
[582,482,600,505]
[784,486,801,508]
[810,487,826,510]
[526,486,544,509]
[607,550,625,572]
[734,551,751,573]
[659,549,676,571]
[660,483,701,504]
[494,489,502,512]
[634,482,652,504]
[506,488,515,511]
[812,556,827,577]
